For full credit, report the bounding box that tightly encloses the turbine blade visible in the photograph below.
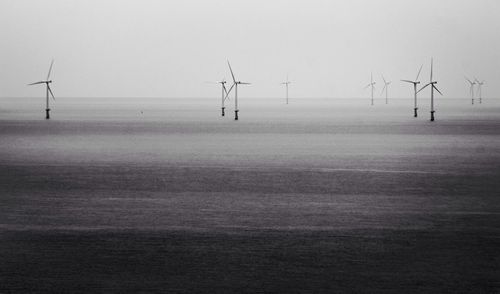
[415,64,423,81]
[227,61,236,83]
[433,85,443,96]
[382,74,386,84]
[223,84,228,96]
[380,85,387,96]
[46,59,54,80]
[430,58,433,81]
[465,76,473,84]
[240,82,251,85]
[28,81,45,85]
[401,80,414,84]
[417,83,431,94]
[47,85,55,100]
[224,83,235,100]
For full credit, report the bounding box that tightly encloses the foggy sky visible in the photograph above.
[1,0,499,99]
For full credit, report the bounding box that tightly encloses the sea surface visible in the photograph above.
[1,97,499,292]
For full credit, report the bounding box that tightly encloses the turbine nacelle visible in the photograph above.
[401,80,420,85]
[364,82,376,89]
[474,78,485,86]
[401,64,423,86]
[282,75,291,85]
[418,81,442,95]
[381,75,391,86]
[465,76,476,86]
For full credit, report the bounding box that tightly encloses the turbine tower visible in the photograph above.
[401,64,423,117]
[475,78,485,104]
[281,75,291,104]
[364,73,376,106]
[418,58,442,122]
[465,77,476,105]
[226,61,251,120]
[28,60,55,119]
[381,75,391,104]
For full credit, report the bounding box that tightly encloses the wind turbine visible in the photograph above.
[475,78,485,104]
[417,58,442,122]
[401,64,423,117]
[209,79,229,116]
[225,61,251,120]
[364,73,376,106]
[28,60,55,119]
[465,76,476,105]
[380,75,391,104]
[281,75,291,104]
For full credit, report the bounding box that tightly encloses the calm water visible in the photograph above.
[1,97,499,292]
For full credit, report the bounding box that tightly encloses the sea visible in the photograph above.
[1,97,499,292]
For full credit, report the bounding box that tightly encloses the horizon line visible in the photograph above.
[0,96,495,100]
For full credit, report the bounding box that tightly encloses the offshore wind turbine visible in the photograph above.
[210,79,229,116]
[206,78,232,116]
[281,75,291,104]
[380,75,391,104]
[401,64,423,117]
[364,73,376,106]
[226,61,251,120]
[28,60,55,119]
[475,78,485,104]
[417,58,442,122]
[465,76,476,105]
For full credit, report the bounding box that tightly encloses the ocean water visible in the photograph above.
[1,97,499,292]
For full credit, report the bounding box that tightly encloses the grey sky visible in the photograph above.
[1,0,499,99]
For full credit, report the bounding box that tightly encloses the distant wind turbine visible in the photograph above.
[465,76,476,105]
[281,75,291,104]
[207,79,229,116]
[364,73,376,106]
[418,58,442,122]
[28,60,55,119]
[380,75,391,104]
[475,78,485,104]
[226,61,251,120]
[401,64,423,117]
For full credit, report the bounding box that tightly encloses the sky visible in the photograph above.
[1,0,499,99]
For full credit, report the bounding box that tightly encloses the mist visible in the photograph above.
[1,0,499,99]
